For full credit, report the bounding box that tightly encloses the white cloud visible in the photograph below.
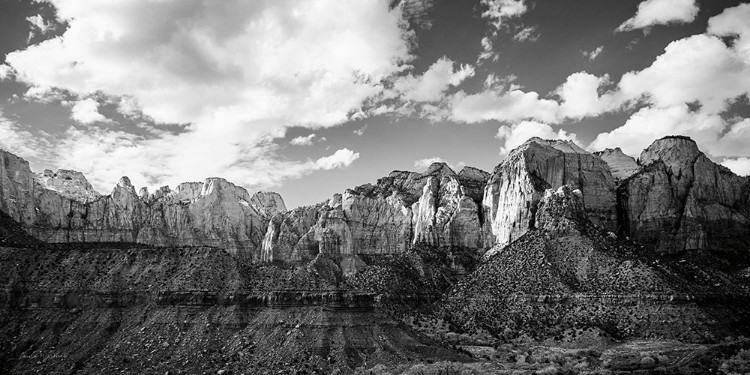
[70,98,111,124]
[588,104,726,156]
[0,110,53,160]
[721,157,750,176]
[413,156,465,171]
[555,72,613,119]
[481,0,527,30]
[0,65,13,80]
[353,125,367,136]
[582,46,604,60]
[616,0,698,32]
[315,148,360,170]
[26,14,54,41]
[289,134,318,146]
[478,36,498,63]
[392,57,475,102]
[513,26,539,42]
[496,121,579,155]
[449,88,560,124]
[4,0,410,191]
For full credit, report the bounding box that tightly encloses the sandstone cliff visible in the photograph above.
[0,149,286,257]
[482,138,617,249]
[594,147,639,181]
[618,136,750,254]
[261,162,489,262]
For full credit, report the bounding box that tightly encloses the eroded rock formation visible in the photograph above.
[618,136,750,253]
[0,149,285,257]
[594,147,639,181]
[261,162,489,262]
[482,138,617,249]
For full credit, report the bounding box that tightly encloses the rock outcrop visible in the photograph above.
[618,136,750,254]
[261,162,489,262]
[0,149,286,258]
[594,147,639,181]
[482,138,617,248]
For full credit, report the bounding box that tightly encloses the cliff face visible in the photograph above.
[0,149,286,258]
[618,136,750,254]
[261,162,489,262]
[482,138,617,249]
[594,147,639,181]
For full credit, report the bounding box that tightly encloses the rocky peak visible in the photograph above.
[36,168,101,203]
[594,147,639,181]
[640,136,702,172]
[483,137,616,248]
[457,166,489,182]
[250,191,287,217]
[423,162,456,179]
[114,176,137,196]
[525,137,587,154]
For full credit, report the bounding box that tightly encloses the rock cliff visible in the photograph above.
[0,149,286,257]
[594,147,639,181]
[261,162,489,262]
[482,138,617,249]
[618,136,750,254]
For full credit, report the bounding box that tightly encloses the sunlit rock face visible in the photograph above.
[260,162,490,262]
[594,147,639,182]
[618,136,750,254]
[482,138,617,249]
[0,149,285,258]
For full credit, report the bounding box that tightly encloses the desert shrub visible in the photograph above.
[721,349,750,375]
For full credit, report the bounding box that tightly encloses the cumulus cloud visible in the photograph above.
[582,46,604,60]
[289,134,319,146]
[721,157,750,176]
[0,65,13,80]
[26,14,54,41]
[414,156,465,171]
[556,72,614,119]
[315,149,360,170]
[481,0,527,30]
[496,121,579,155]
[616,0,699,32]
[4,0,410,191]
[591,4,750,163]
[70,98,111,124]
[449,88,560,124]
[392,57,475,102]
[0,110,53,160]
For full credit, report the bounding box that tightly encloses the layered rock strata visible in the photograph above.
[594,147,639,181]
[0,149,286,257]
[261,162,489,262]
[482,138,617,248]
[618,136,750,253]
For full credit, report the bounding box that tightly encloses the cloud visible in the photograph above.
[398,0,435,30]
[289,134,318,146]
[0,110,53,160]
[0,65,12,81]
[414,156,465,171]
[616,0,698,32]
[26,14,54,41]
[481,0,527,30]
[70,98,111,124]
[315,148,360,170]
[496,121,579,155]
[582,46,604,60]
[513,26,539,42]
[591,4,750,161]
[4,0,411,191]
[721,157,750,176]
[555,72,613,119]
[353,125,367,136]
[449,88,560,124]
[392,57,475,102]
[477,36,499,63]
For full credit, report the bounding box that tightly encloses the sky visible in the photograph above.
[1,0,750,208]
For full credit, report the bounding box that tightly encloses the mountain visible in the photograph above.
[0,149,286,258]
[617,136,750,254]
